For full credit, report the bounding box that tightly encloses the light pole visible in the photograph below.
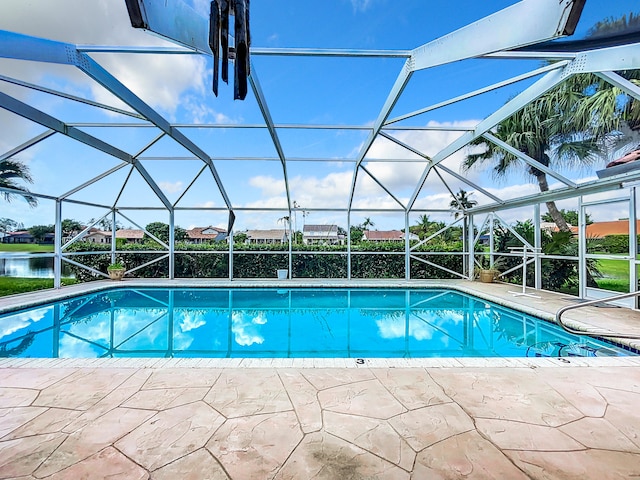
[293,200,299,243]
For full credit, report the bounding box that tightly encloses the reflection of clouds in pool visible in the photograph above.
[173,311,206,350]
[179,312,206,332]
[58,309,169,355]
[232,311,266,346]
[376,314,434,341]
[60,315,110,357]
[0,307,49,337]
[113,309,167,347]
[376,311,464,345]
[60,330,105,357]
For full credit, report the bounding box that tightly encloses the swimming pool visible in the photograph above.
[0,288,634,358]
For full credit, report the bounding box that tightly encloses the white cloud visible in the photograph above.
[183,94,236,124]
[249,176,286,197]
[291,172,354,205]
[0,1,207,115]
[159,181,184,194]
[486,183,540,203]
[241,121,483,213]
[89,55,207,116]
[366,120,482,190]
[244,171,355,209]
[195,201,217,208]
[350,0,373,13]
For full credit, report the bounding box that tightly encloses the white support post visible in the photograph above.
[489,213,495,267]
[288,217,292,280]
[347,212,352,280]
[169,209,175,279]
[467,214,475,280]
[111,209,117,264]
[405,211,410,280]
[54,200,62,289]
[534,203,542,290]
[462,215,467,278]
[229,228,234,280]
[629,187,637,308]
[578,197,587,299]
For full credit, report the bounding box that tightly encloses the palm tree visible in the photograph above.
[0,159,37,206]
[576,12,640,137]
[570,72,640,141]
[463,83,620,232]
[411,214,431,239]
[450,189,477,219]
[277,215,290,233]
[362,217,375,231]
[464,13,640,232]
[278,215,292,244]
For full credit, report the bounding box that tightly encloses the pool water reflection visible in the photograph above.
[0,288,633,358]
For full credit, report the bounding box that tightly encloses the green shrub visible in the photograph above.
[63,240,467,281]
[599,234,630,254]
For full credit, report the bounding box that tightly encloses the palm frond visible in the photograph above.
[0,159,38,206]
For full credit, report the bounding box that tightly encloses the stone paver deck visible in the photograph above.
[1,362,640,479]
[1,279,640,478]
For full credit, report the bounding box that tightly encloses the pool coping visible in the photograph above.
[1,278,639,367]
[2,355,640,369]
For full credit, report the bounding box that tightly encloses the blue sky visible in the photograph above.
[0,0,639,233]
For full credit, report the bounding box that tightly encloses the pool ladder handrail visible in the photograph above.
[555,291,640,340]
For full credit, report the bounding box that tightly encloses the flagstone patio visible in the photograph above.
[1,359,640,479]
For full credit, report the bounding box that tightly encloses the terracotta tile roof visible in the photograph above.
[363,230,406,241]
[86,229,110,237]
[187,226,227,239]
[245,229,288,240]
[571,220,640,238]
[104,229,144,239]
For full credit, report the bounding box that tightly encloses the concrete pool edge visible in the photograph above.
[1,278,639,362]
[2,356,640,369]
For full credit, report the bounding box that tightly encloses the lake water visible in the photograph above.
[0,253,72,278]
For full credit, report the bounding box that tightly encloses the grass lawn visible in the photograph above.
[0,277,77,297]
[0,244,54,253]
[595,258,630,293]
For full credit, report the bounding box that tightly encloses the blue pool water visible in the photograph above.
[0,288,634,359]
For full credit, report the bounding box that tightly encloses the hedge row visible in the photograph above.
[64,241,464,281]
[587,234,640,255]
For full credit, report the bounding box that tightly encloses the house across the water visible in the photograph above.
[303,225,345,245]
[362,230,419,242]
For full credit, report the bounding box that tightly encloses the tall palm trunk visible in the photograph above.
[533,170,598,287]
[532,170,572,232]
